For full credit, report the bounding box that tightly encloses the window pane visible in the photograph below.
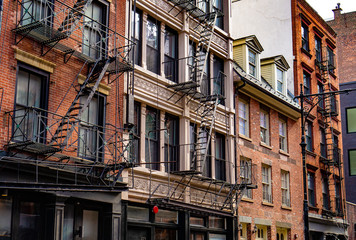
[16,70,29,106]
[350,150,356,176]
[127,206,149,221]
[0,199,12,238]
[347,108,356,133]
[18,201,41,240]
[155,228,177,240]
[155,209,178,224]
[209,217,225,229]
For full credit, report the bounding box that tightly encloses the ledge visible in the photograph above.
[260,142,272,150]
[13,47,56,73]
[306,150,317,158]
[301,48,312,59]
[281,205,292,211]
[262,201,274,207]
[279,150,290,157]
[241,197,254,203]
[239,134,252,142]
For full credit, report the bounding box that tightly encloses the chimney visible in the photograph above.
[332,3,342,20]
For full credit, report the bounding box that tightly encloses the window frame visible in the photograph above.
[248,49,257,78]
[301,22,309,52]
[130,101,141,164]
[307,171,316,207]
[322,175,330,210]
[260,108,270,146]
[305,120,313,152]
[145,106,160,170]
[262,165,272,203]
[281,170,290,207]
[276,67,284,94]
[303,71,311,96]
[327,46,335,73]
[164,26,178,83]
[279,118,287,152]
[320,128,327,158]
[315,35,322,63]
[349,149,356,176]
[146,16,161,74]
[215,133,226,181]
[238,99,249,138]
[164,113,179,172]
[346,107,356,133]
[131,8,142,66]
[240,157,252,199]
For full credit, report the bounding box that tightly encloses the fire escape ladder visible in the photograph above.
[51,58,112,146]
[58,0,93,35]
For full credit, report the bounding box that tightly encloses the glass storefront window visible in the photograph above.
[155,209,178,224]
[128,206,150,221]
[209,216,225,229]
[209,233,226,240]
[155,228,177,240]
[190,216,205,226]
[0,198,12,239]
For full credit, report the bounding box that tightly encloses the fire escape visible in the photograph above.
[1,0,135,191]
[147,0,257,214]
[315,47,344,219]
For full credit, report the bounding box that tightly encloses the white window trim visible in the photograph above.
[276,67,286,95]
[238,100,249,137]
[279,119,287,152]
[247,48,260,80]
[262,165,272,203]
[281,170,290,207]
[260,110,270,145]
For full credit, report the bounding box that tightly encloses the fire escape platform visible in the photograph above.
[6,141,61,155]
[168,0,223,21]
[148,198,233,217]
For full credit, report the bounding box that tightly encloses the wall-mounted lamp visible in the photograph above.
[252,225,258,234]
[294,233,299,239]
[1,189,8,197]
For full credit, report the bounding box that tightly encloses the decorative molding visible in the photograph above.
[13,47,56,73]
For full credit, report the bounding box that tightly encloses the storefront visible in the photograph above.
[121,202,236,240]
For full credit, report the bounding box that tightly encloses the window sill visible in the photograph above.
[260,142,272,150]
[241,197,254,203]
[262,201,274,207]
[239,134,252,142]
[308,205,319,211]
[301,48,312,58]
[279,150,290,157]
[306,150,317,157]
[281,205,292,211]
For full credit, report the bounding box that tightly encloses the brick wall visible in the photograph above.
[347,202,356,240]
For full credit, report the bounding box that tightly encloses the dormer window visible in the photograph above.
[276,68,284,93]
[248,49,257,77]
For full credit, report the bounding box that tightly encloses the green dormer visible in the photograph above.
[233,35,264,81]
[261,55,290,96]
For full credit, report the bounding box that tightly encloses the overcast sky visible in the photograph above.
[306,0,356,20]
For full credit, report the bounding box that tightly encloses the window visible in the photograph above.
[213,56,225,99]
[83,1,107,59]
[215,133,226,181]
[197,0,208,13]
[315,35,322,63]
[346,108,356,133]
[327,47,335,73]
[248,49,257,77]
[145,107,160,170]
[0,198,12,238]
[164,27,178,82]
[190,123,197,170]
[301,23,309,51]
[200,50,210,96]
[240,158,252,199]
[130,102,141,163]
[303,71,311,95]
[262,165,272,203]
[276,68,284,93]
[305,121,313,152]
[21,0,49,25]
[320,128,327,158]
[79,94,105,161]
[131,8,142,66]
[0,0,3,32]
[213,0,223,29]
[317,82,324,109]
[188,40,197,82]
[279,118,287,152]
[333,135,340,165]
[164,114,179,172]
[281,171,290,207]
[322,176,330,210]
[238,100,249,137]
[307,172,316,206]
[260,109,270,145]
[335,181,342,215]
[240,223,247,240]
[14,66,48,142]
[146,17,160,74]
[349,150,356,176]
[200,131,211,178]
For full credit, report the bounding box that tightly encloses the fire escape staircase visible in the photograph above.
[3,0,135,191]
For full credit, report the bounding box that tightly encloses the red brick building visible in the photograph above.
[233,36,304,240]
[292,0,348,238]
[0,0,134,238]
[328,6,356,240]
